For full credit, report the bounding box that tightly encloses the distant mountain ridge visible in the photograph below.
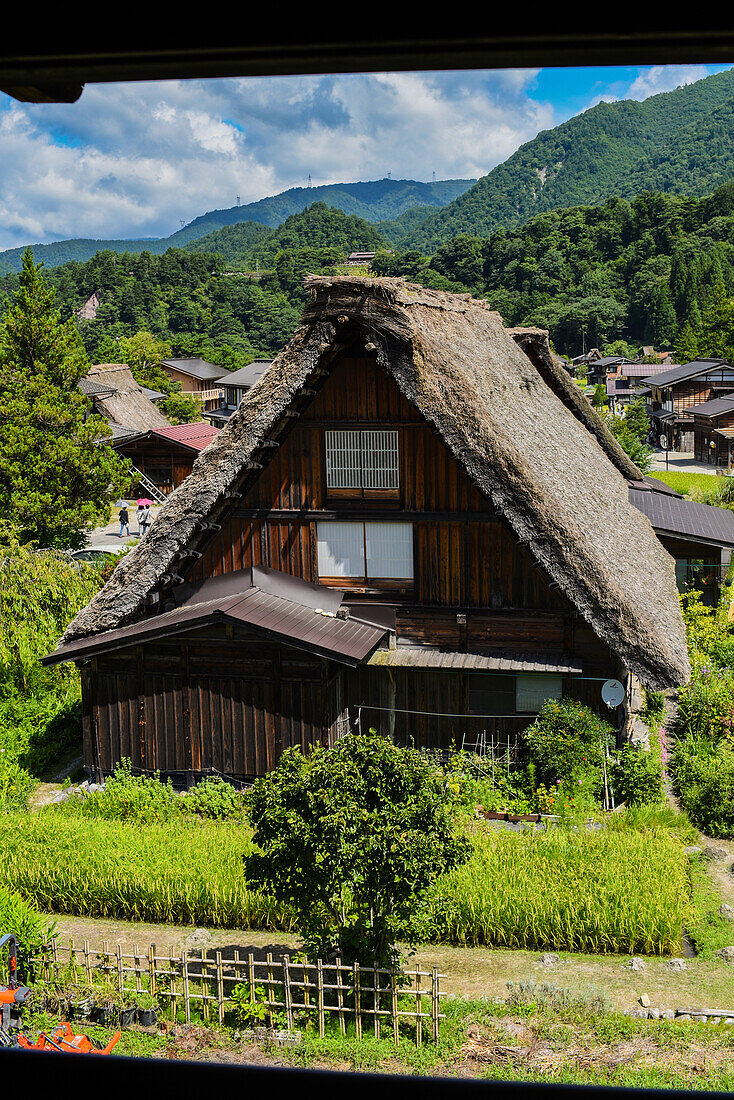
[409,67,734,250]
[0,177,475,275]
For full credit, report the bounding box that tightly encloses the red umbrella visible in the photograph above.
[137,498,154,506]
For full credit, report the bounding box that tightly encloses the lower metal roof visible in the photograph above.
[367,648,582,673]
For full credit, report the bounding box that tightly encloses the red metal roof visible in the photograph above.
[152,422,220,452]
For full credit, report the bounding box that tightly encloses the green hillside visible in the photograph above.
[410,68,734,250]
[0,178,474,276]
[396,183,734,356]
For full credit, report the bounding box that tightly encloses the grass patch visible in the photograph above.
[20,996,734,1089]
[686,856,734,958]
[647,471,718,496]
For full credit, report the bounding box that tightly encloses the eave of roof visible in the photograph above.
[629,487,734,548]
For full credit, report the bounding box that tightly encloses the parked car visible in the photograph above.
[68,544,130,564]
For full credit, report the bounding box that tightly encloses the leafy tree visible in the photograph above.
[161,391,203,424]
[245,732,470,967]
[674,322,699,363]
[623,398,651,444]
[592,383,607,409]
[606,413,652,472]
[0,250,130,548]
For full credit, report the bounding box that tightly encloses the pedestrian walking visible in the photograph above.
[139,504,152,537]
[118,505,130,538]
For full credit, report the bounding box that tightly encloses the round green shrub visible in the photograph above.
[522,700,615,797]
[614,743,665,806]
[670,738,734,838]
[184,777,246,820]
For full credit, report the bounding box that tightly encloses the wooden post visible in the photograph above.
[182,949,191,1024]
[266,953,274,1028]
[353,961,362,1041]
[416,969,422,1047]
[116,943,124,994]
[133,944,142,997]
[216,951,224,1025]
[170,947,177,1022]
[148,944,157,1000]
[431,967,440,1042]
[335,957,345,1035]
[317,959,325,1038]
[391,968,399,1046]
[247,953,256,1009]
[373,961,380,1040]
[283,955,293,1030]
[83,940,92,986]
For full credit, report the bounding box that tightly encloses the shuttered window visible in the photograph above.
[515,674,563,713]
[317,521,413,580]
[325,429,399,492]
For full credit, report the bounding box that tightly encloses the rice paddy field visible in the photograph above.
[0,814,690,955]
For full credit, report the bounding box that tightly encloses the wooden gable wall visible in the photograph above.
[185,356,569,619]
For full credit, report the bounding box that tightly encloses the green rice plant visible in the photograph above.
[0,813,293,930]
[426,827,688,955]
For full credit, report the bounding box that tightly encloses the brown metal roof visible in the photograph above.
[629,487,734,548]
[367,648,582,673]
[43,572,388,667]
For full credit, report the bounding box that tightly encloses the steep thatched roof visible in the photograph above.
[60,277,689,689]
[86,365,170,431]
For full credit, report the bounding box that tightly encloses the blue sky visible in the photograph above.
[0,62,731,252]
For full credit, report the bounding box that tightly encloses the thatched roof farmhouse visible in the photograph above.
[47,277,689,783]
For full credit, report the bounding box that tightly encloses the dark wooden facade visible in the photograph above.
[114,436,195,495]
[81,355,624,782]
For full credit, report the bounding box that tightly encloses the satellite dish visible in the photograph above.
[659,434,668,450]
[601,679,625,708]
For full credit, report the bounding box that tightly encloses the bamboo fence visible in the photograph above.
[35,939,445,1045]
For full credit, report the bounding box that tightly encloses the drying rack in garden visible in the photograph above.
[34,940,445,1046]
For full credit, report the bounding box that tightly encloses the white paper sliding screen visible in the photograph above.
[365,522,413,578]
[317,521,413,581]
[317,521,365,577]
[325,429,399,492]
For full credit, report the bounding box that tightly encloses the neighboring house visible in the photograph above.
[205,360,273,427]
[628,477,734,605]
[80,364,170,433]
[111,422,220,496]
[643,359,734,451]
[690,396,734,466]
[346,252,376,265]
[157,358,229,412]
[585,355,634,387]
[46,278,688,786]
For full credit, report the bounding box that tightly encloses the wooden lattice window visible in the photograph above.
[325,429,399,496]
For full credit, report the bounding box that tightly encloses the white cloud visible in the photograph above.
[626,64,710,100]
[0,70,554,251]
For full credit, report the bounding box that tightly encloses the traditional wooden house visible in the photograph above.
[205,360,273,427]
[111,422,221,496]
[158,358,229,413]
[45,278,689,785]
[644,359,734,451]
[690,396,734,466]
[79,365,170,433]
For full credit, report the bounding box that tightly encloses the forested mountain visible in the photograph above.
[389,183,734,356]
[0,206,394,366]
[0,178,475,275]
[409,68,734,251]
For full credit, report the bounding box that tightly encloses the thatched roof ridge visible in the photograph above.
[506,327,643,482]
[62,277,688,689]
[86,364,170,431]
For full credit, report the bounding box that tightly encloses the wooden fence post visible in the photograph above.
[182,949,190,1024]
[431,967,439,1043]
[353,961,362,1041]
[317,959,325,1038]
[216,951,224,1025]
[283,955,293,1030]
[148,944,157,1000]
[415,969,422,1047]
[372,961,380,1040]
